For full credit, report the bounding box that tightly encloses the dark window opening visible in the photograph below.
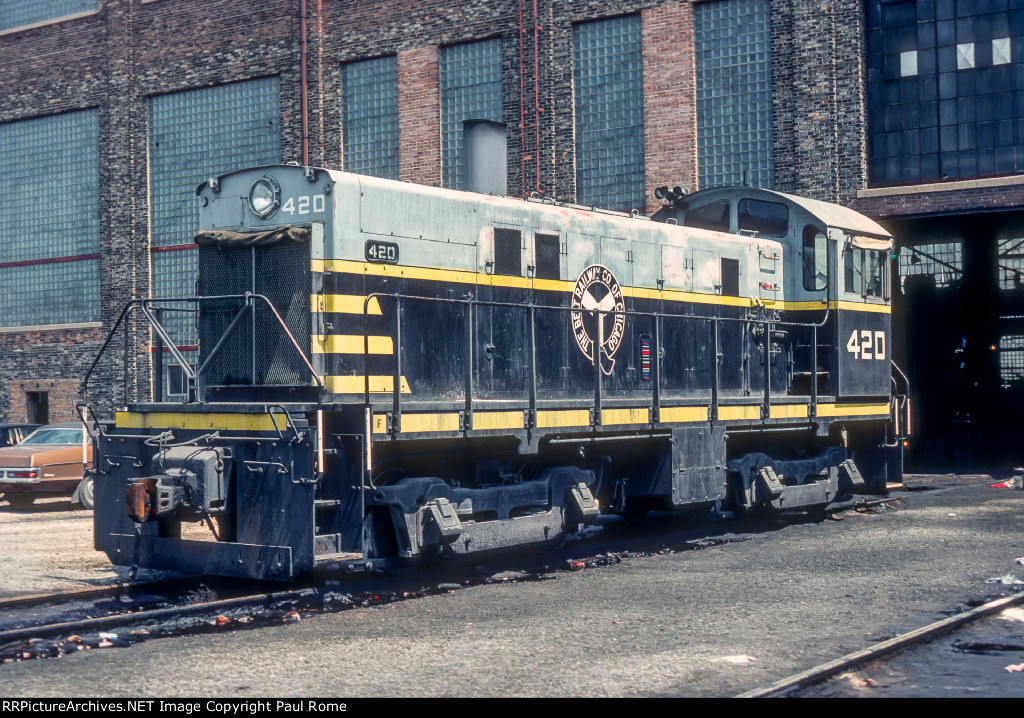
[722,257,740,297]
[865,0,1024,186]
[494,228,522,276]
[26,391,49,425]
[683,200,731,232]
[802,225,828,292]
[738,198,788,237]
[535,233,560,280]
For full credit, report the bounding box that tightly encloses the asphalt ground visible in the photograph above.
[1,473,1023,697]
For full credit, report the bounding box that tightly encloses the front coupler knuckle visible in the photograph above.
[125,446,234,522]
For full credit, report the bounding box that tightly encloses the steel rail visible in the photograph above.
[737,589,1024,698]
[0,586,317,646]
[0,585,134,611]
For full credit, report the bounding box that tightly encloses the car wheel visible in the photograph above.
[5,493,35,508]
[77,476,95,510]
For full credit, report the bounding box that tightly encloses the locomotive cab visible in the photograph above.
[654,186,897,400]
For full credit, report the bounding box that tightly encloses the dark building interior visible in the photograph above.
[889,209,1024,470]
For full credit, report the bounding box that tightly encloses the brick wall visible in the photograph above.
[0,0,302,420]
[851,182,1024,220]
[5,0,1022,421]
[397,47,442,185]
[8,379,81,424]
[642,2,697,214]
[770,0,867,206]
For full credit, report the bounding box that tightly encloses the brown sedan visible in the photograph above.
[0,423,94,509]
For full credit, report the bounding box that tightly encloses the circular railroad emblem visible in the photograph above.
[571,265,625,376]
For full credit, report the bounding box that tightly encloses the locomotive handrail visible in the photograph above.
[360,291,844,432]
[191,292,323,401]
[890,360,912,439]
[81,298,199,406]
[138,303,200,392]
[84,293,327,483]
[83,295,324,445]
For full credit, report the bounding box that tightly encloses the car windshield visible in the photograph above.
[20,428,83,445]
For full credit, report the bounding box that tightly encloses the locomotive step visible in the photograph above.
[313,552,364,564]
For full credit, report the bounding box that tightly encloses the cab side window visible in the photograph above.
[738,199,788,238]
[683,200,730,232]
[802,225,827,291]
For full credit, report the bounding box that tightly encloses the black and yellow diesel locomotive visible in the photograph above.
[87,165,908,581]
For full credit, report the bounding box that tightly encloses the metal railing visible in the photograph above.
[363,291,838,435]
[82,293,322,407]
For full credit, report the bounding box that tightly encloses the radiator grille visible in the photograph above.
[493,228,521,277]
[197,242,311,386]
[535,233,560,280]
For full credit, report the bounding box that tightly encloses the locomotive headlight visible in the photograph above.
[248,176,280,219]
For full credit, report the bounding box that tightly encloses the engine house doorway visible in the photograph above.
[887,209,1024,471]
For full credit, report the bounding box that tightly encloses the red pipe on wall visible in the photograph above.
[300,0,310,166]
[518,0,527,197]
[533,0,542,195]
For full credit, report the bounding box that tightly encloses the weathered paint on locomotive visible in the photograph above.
[89,165,905,581]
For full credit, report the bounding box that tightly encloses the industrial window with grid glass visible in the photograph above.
[572,15,645,212]
[440,39,504,191]
[898,241,963,290]
[148,78,281,392]
[1000,335,1024,387]
[0,0,96,32]
[0,110,100,327]
[695,0,774,190]
[343,56,399,180]
[866,0,1024,186]
[998,237,1024,290]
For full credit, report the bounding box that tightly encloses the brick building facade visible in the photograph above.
[1,0,1021,467]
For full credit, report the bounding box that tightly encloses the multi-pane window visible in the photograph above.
[998,237,1024,290]
[898,241,963,289]
[149,78,281,381]
[0,0,96,32]
[695,0,774,189]
[999,335,1024,387]
[342,56,399,179]
[440,39,504,190]
[0,110,100,327]
[572,15,645,211]
[866,0,1024,186]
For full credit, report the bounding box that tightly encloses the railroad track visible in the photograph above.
[738,589,1024,697]
[0,493,905,664]
[0,585,334,660]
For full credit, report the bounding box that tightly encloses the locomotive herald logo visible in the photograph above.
[571,265,625,375]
